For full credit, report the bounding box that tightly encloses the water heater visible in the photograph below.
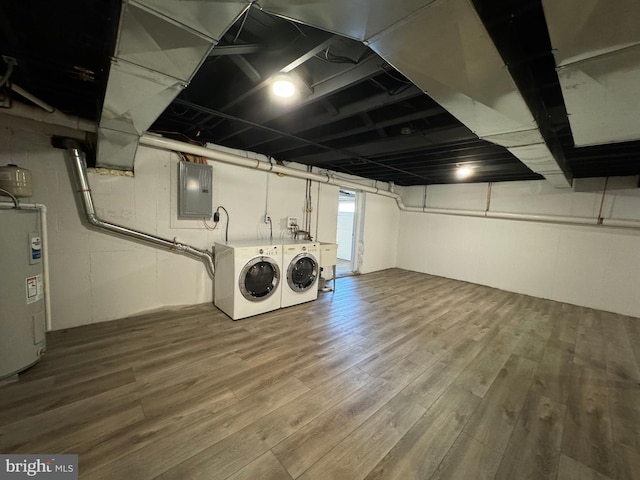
[0,208,46,378]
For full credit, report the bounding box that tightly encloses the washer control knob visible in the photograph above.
[302,246,307,251]
[259,249,264,254]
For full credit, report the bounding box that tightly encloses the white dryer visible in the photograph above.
[281,240,319,308]
[214,241,282,320]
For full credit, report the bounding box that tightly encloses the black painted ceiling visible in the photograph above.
[0,0,638,186]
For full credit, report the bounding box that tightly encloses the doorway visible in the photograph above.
[336,190,357,277]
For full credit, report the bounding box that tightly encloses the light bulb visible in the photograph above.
[273,79,296,98]
[456,166,473,179]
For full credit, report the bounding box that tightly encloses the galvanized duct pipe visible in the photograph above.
[67,148,214,277]
[140,134,640,230]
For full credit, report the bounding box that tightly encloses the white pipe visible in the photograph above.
[602,218,640,228]
[0,112,638,232]
[140,134,399,197]
[140,133,640,231]
[39,205,51,332]
[11,84,55,113]
[486,211,598,225]
[2,101,637,228]
[403,205,488,217]
[0,100,97,134]
[0,202,52,331]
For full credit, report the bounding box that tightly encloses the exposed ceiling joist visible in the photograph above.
[208,44,262,56]
[172,99,435,183]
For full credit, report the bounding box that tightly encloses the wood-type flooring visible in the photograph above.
[2,269,640,479]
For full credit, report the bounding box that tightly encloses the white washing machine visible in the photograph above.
[281,240,319,308]
[214,240,282,320]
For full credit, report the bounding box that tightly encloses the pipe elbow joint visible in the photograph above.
[87,214,102,227]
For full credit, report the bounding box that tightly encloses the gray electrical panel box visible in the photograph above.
[178,161,213,218]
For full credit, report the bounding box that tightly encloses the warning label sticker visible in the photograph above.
[26,274,43,304]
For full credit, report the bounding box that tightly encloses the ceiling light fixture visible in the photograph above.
[272,76,296,98]
[455,166,473,179]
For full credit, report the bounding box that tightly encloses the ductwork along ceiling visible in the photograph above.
[0,0,639,187]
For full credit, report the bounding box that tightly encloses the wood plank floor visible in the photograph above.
[2,268,640,480]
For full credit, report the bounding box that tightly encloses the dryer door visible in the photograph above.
[287,253,318,292]
[239,257,280,301]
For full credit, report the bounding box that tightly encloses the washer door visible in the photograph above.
[239,257,280,301]
[287,253,318,292]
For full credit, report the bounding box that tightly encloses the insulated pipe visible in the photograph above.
[0,187,19,208]
[139,134,640,230]
[11,84,55,113]
[0,202,52,331]
[1,100,97,134]
[67,148,215,277]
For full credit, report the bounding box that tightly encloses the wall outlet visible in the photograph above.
[287,216,298,229]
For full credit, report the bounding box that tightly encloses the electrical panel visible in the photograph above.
[178,161,213,218]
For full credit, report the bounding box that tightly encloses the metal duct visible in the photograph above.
[542,0,640,146]
[259,0,438,41]
[367,0,569,188]
[260,0,570,188]
[97,0,250,169]
[67,148,214,277]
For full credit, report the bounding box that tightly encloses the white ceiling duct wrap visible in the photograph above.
[132,0,251,41]
[259,0,438,41]
[367,0,537,138]
[101,60,185,136]
[506,143,568,189]
[116,3,219,80]
[542,0,640,147]
[97,0,249,169]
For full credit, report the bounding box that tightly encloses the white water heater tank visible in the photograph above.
[0,209,46,378]
[0,164,33,197]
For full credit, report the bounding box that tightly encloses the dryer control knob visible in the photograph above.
[302,246,307,251]
[259,249,264,254]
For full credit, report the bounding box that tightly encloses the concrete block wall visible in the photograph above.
[397,181,640,317]
[5,115,639,326]
[0,117,400,329]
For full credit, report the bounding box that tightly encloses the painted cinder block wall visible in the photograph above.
[3,115,640,327]
[396,182,640,318]
[0,118,398,329]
